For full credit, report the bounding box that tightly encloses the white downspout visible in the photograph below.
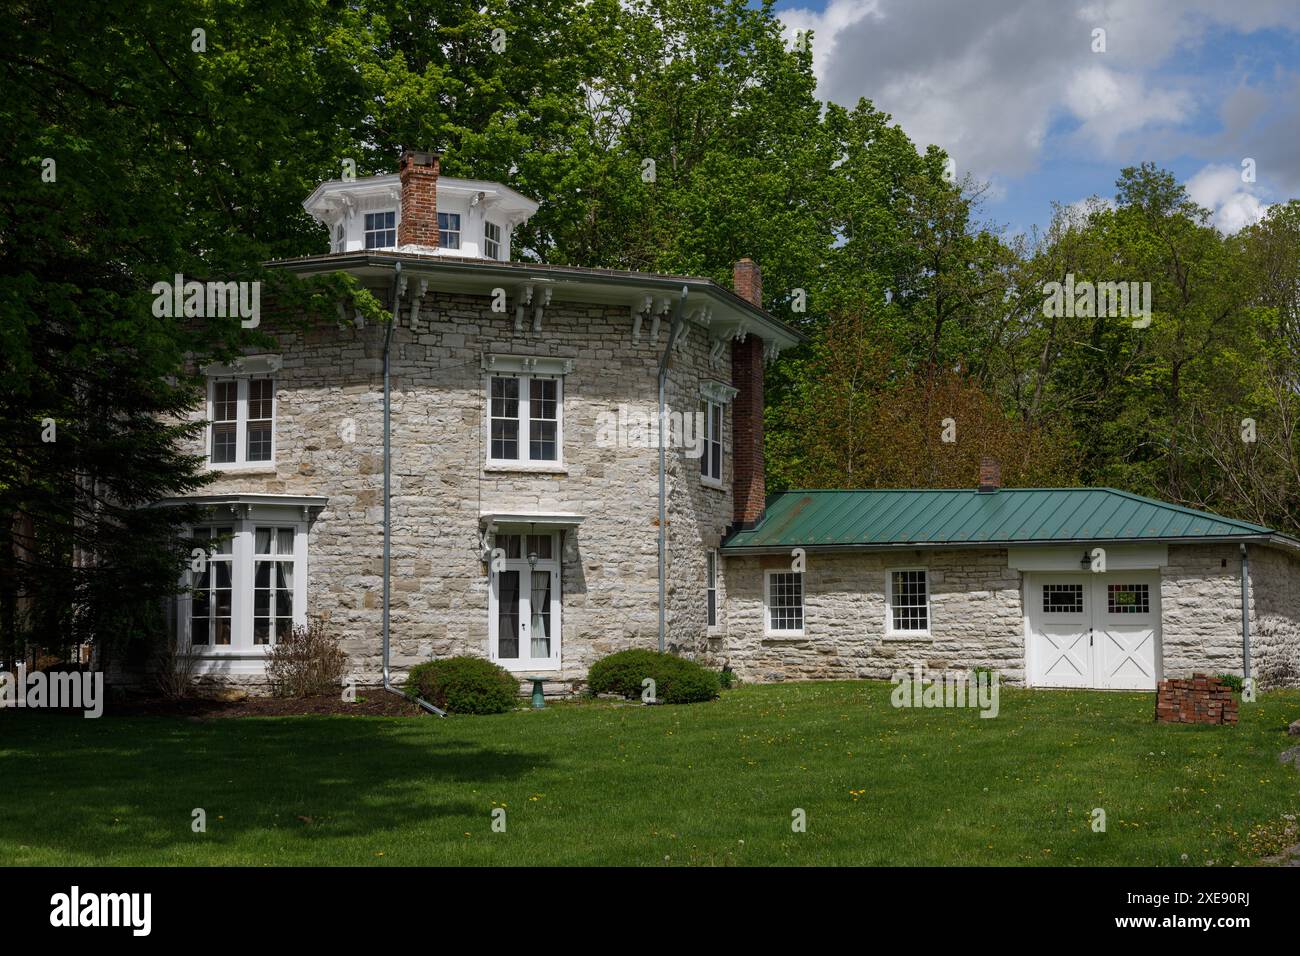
[1240,542,1251,683]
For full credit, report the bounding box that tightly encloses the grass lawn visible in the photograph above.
[2,681,1298,866]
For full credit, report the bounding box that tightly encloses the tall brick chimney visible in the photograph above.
[978,457,1001,493]
[732,258,766,529]
[397,149,440,250]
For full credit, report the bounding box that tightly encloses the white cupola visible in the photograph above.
[302,149,539,260]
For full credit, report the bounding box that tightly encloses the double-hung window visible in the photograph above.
[489,374,561,465]
[190,527,234,646]
[484,221,502,260]
[765,570,804,636]
[364,210,396,249]
[439,212,461,249]
[706,550,719,627]
[701,399,723,484]
[208,375,275,468]
[887,569,930,635]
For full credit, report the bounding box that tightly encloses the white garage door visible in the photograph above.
[1026,572,1160,689]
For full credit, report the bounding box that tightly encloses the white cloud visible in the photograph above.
[1186,163,1269,232]
[777,0,1299,187]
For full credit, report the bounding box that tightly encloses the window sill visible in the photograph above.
[700,477,726,491]
[764,630,806,639]
[883,631,933,642]
[484,463,568,476]
[207,463,278,475]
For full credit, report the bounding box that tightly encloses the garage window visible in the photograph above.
[1107,583,1150,613]
[1042,583,1083,613]
[887,569,929,634]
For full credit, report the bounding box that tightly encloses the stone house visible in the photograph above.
[165,150,1300,694]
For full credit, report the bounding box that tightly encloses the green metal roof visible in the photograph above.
[722,488,1277,552]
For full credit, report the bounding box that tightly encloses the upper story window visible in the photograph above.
[488,374,561,466]
[484,221,502,260]
[439,212,461,250]
[209,376,275,468]
[364,210,396,249]
[701,399,723,484]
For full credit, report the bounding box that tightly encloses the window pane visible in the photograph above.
[255,528,272,555]
[498,570,520,658]
[1107,583,1150,613]
[277,528,294,555]
[213,381,238,421]
[438,212,461,249]
[529,378,558,461]
[526,534,553,560]
[768,572,803,632]
[1042,584,1083,613]
[212,423,236,463]
[890,570,928,631]
[490,377,520,460]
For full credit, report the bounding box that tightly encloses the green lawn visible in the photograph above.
[2,682,1298,866]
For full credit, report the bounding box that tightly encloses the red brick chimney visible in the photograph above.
[732,258,766,529]
[978,457,1001,493]
[397,149,440,249]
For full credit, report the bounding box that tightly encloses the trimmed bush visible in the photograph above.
[405,656,519,715]
[587,649,720,704]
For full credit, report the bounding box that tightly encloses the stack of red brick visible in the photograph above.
[1155,674,1239,725]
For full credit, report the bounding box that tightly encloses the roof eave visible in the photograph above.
[720,533,1278,555]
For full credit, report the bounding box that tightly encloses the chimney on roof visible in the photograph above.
[398,149,441,250]
[731,258,766,529]
[978,457,1001,493]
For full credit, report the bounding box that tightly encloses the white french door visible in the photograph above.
[489,532,561,672]
[1026,571,1160,689]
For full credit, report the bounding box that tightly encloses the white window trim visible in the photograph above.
[206,373,277,471]
[487,530,562,672]
[439,211,462,250]
[701,398,724,488]
[884,567,932,639]
[706,549,721,631]
[176,510,309,665]
[364,209,397,250]
[485,372,564,468]
[764,569,805,637]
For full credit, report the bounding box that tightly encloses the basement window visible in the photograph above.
[364,210,396,249]
[887,569,930,635]
[765,570,804,636]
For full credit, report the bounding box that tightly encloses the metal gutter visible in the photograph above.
[719,533,1280,556]
[656,286,688,653]
[269,253,805,346]
[380,261,446,717]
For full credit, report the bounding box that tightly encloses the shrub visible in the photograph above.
[1215,673,1244,693]
[266,618,348,698]
[405,656,519,715]
[154,639,201,700]
[587,649,720,704]
[719,666,736,690]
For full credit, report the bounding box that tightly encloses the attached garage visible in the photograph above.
[717,474,1300,690]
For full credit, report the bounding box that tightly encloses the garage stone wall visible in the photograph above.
[178,292,733,691]
[1247,544,1300,689]
[717,548,1025,684]
[1160,544,1249,681]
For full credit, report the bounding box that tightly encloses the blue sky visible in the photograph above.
[770,0,1300,235]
